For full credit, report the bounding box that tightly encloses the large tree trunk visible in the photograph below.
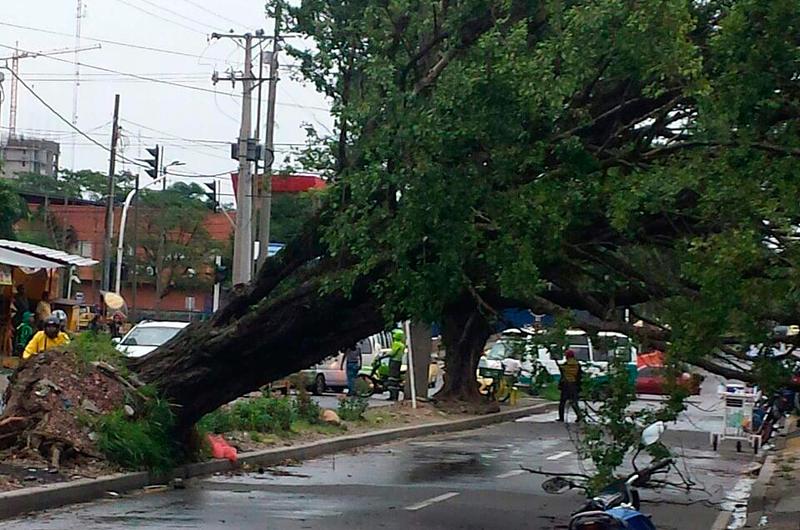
[129,225,389,434]
[434,299,493,406]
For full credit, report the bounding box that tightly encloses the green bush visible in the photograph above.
[95,396,178,472]
[294,387,322,424]
[197,396,298,434]
[337,396,369,421]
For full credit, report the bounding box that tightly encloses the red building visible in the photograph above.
[18,196,234,319]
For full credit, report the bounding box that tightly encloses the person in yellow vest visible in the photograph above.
[558,349,583,422]
[23,315,70,360]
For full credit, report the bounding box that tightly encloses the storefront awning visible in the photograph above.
[0,247,65,269]
[0,240,98,267]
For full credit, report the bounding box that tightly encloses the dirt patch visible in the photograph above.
[0,350,132,490]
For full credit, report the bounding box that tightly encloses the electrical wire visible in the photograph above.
[133,0,222,32]
[6,67,128,161]
[0,21,211,60]
[111,0,209,35]
[176,0,251,30]
[7,67,237,176]
[0,43,240,99]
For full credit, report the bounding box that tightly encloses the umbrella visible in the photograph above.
[101,291,127,313]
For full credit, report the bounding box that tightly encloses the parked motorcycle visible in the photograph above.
[541,422,671,530]
[751,386,797,445]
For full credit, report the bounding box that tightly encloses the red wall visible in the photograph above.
[22,202,231,315]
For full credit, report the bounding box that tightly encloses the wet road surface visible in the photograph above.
[4,374,757,530]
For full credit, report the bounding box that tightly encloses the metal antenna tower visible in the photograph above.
[71,0,86,168]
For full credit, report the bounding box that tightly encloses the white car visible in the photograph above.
[114,320,189,358]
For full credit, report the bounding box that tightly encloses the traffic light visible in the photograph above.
[142,145,160,179]
[204,180,218,211]
[214,263,228,284]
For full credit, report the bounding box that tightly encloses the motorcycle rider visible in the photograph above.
[387,329,406,400]
[558,349,583,422]
[23,315,70,360]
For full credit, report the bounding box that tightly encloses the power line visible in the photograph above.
[0,43,239,98]
[0,21,223,61]
[6,67,123,160]
[0,43,330,113]
[111,0,210,35]
[177,0,250,30]
[133,0,222,32]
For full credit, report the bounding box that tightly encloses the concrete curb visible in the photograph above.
[745,455,776,527]
[744,414,799,527]
[0,401,556,521]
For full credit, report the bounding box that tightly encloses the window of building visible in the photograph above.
[77,241,93,258]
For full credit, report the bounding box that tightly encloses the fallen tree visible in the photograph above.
[2,0,800,469]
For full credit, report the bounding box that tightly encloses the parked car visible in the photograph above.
[300,331,439,395]
[635,350,702,395]
[114,320,189,358]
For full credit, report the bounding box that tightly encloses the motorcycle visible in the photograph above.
[540,422,672,530]
[751,386,797,445]
[355,354,403,400]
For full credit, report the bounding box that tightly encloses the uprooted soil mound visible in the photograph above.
[0,350,136,466]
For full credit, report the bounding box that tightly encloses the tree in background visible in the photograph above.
[269,192,318,244]
[12,169,135,202]
[0,180,26,239]
[132,183,219,309]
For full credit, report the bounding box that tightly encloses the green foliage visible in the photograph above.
[270,192,317,243]
[134,183,221,296]
[0,179,26,239]
[198,396,298,434]
[337,396,369,421]
[95,395,178,472]
[294,386,323,425]
[285,0,800,483]
[66,332,129,374]
[12,169,135,202]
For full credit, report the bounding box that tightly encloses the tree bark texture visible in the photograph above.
[435,299,493,403]
[130,227,388,434]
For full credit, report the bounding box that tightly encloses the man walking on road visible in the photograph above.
[558,349,582,422]
[344,342,362,396]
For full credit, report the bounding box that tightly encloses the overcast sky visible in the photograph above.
[0,0,332,204]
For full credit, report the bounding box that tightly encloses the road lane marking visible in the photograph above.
[405,492,460,511]
[496,469,526,479]
[547,451,572,461]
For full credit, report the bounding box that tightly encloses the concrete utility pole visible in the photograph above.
[102,94,120,292]
[258,3,281,267]
[211,31,270,286]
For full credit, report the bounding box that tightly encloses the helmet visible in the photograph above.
[53,309,68,324]
[565,349,576,359]
[44,315,60,328]
[392,329,405,342]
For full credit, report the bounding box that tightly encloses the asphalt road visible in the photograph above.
[4,375,759,530]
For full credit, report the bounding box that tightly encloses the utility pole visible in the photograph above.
[251,43,265,278]
[211,31,270,287]
[102,94,120,292]
[258,3,281,267]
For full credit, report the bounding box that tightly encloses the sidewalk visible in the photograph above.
[746,417,800,529]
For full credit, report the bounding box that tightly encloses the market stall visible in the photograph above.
[0,241,98,367]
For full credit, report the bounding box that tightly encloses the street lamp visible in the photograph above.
[113,161,184,294]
